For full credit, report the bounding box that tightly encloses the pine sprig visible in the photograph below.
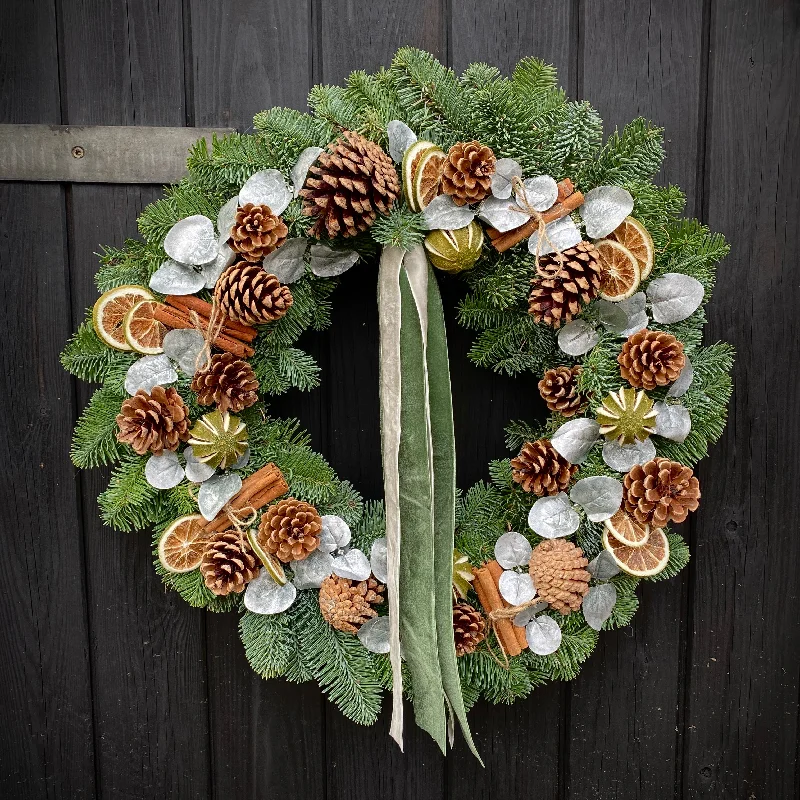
[71,386,127,468]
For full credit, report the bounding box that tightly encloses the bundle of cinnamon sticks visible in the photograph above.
[203,463,288,534]
[154,295,256,358]
[486,178,584,253]
[473,560,529,657]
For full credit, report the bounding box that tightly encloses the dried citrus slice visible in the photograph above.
[158,514,209,573]
[402,140,445,211]
[92,285,153,351]
[604,509,650,548]
[607,216,655,280]
[247,528,287,585]
[602,526,670,577]
[124,299,166,354]
[595,239,641,301]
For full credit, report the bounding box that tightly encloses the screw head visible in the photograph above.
[71,145,85,159]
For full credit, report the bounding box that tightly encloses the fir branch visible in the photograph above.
[71,386,127,468]
[459,648,542,705]
[98,450,159,532]
[370,204,426,250]
[585,118,665,188]
[605,575,641,629]
[527,613,599,681]
[61,316,136,385]
[646,531,690,581]
[95,240,164,292]
[240,610,293,679]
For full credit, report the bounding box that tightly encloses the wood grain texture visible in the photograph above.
[682,2,800,797]
[0,1,97,798]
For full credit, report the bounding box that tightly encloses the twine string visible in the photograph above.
[509,176,566,277]
[191,296,226,373]
[484,594,545,670]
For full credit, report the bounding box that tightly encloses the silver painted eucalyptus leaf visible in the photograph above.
[558,319,599,356]
[525,615,562,655]
[530,215,582,256]
[291,147,324,195]
[498,570,536,605]
[667,358,694,398]
[647,273,705,323]
[198,472,242,521]
[262,238,308,283]
[528,493,580,539]
[569,476,624,522]
[124,354,178,395]
[516,175,559,211]
[602,438,656,473]
[594,292,648,335]
[387,120,417,163]
[319,515,352,553]
[587,551,621,581]
[183,446,216,483]
[244,569,297,615]
[477,194,529,232]
[332,548,371,582]
[550,418,601,464]
[162,328,205,376]
[580,186,634,239]
[582,583,617,631]
[423,194,476,230]
[239,169,292,215]
[490,158,522,199]
[149,259,206,295]
[654,401,692,442]
[163,215,217,265]
[370,538,388,584]
[494,531,532,569]
[145,451,185,490]
[309,245,359,277]
[291,550,334,590]
[357,616,391,654]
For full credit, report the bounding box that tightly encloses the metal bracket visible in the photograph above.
[0,124,234,183]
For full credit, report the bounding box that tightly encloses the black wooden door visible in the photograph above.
[1,1,798,797]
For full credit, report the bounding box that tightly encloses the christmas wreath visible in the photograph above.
[61,49,733,757]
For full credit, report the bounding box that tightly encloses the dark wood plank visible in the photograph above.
[58,1,212,797]
[447,9,574,798]
[189,3,327,798]
[566,3,706,797]
[0,1,97,797]
[682,2,800,796]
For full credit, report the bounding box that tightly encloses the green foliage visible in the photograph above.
[71,386,127,468]
[370,204,426,250]
[61,316,136,384]
[97,451,159,531]
[95,239,164,292]
[240,610,293,678]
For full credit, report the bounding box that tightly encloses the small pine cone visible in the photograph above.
[453,602,486,656]
[229,203,288,262]
[528,242,603,328]
[191,353,259,414]
[538,365,587,417]
[299,130,399,238]
[510,439,577,496]
[257,498,322,563]
[618,329,686,391]
[200,530,260,596]
[440,141,496,206]
[319,575,385,634]
[116,386,190,456]
[529,539,591,615]
[623,457,700,527]
[214,262,293,325]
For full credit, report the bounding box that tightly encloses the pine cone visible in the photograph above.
[319,575,385,634]
[623,457,700,527]
[229,203,288,262]
[116,386,190,456]
[200,530,260,596]
[440,141,496,206]
[510,439,577,496]
[538,365,587,417]
[618,329,686,391]
[528,241,603,328]
[257,498,322,563]
[453,602,486,656]
[299,130,399,238]
[191,353,259,414]
[214,262,293,325]
[529,539,591,615]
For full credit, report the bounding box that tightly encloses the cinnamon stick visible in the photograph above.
[165,295,257,343]
[203,463,289,534]
[487,178,584,253]
[154,305,255,358]
[486,560,528,651]
[473,560,526,658]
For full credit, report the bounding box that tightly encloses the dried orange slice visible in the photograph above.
[604,509,650,548]
[606,216,654,280]
[92,285,153,351]
[602,526,670,577]
[124,299,166,354]
[595,239,641,301]
[402,140,445,211]
[158,514,209,573]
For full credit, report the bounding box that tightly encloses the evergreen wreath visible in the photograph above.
[61,48,733,750]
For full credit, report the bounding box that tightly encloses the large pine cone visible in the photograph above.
[191,353,258,414]
[453,602,486,656]
[511,439,577,496]
[623,457,700,527]
[200,530,260,596]
[618,329,686,391]
[528,241,603,328]
[441,141,496,206]
[257,497,322,563]
[214,262,293,325]
[229,203,288,262]
[319,575,385,634]
[299,130,399,238]
[538,365,587,417]
[116,386,190,455]
[529,539,591,615]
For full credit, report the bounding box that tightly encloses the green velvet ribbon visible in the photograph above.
[377,245,479,760]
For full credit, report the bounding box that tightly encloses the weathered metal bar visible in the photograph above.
[0,124,234,183]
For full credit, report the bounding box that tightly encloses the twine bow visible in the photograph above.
[485,594,545,669]
[510,176,567,277]
[191,296,226,373]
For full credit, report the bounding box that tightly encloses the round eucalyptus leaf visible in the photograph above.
[490,158,522,199]
[163,328,205,376]
[201,241,236,289]
[262,238,308,283]
[216,196,239,239]
[594,292,647,335]
[569,476,624,522]
[558,319,599,356]
[332,548,372,582]
[370,537,389,584]
[498,570,536,606]
[587,551,621,581]
[602,438,656,473]
[647,273,705,323]
[319,515,352,553]
[183,446,215,483]
[531,215,582,257]
[198,472,242,521]
[163,215,217,265]
[291,147,324,194]
[667,358,694,398]
[423,193,477,230]
[244,570,297,615]
[291,549,334,590]
[528,493,580,539]
[357,616,391,654]
[124,354,178,395]
[494,531,532,569]
[525,615,562,655]
[309,244,359,277]
[513,602,548,627]
[477,195,530,232]
[239,169,292,216]
[582,583,617,631]
[516,175,558,212]
[581,186,634,239]
[145,451,185,490]
[654,401,692,442]
[149,259,206,295]
[550,418,601,464]
[386,120,417,163]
